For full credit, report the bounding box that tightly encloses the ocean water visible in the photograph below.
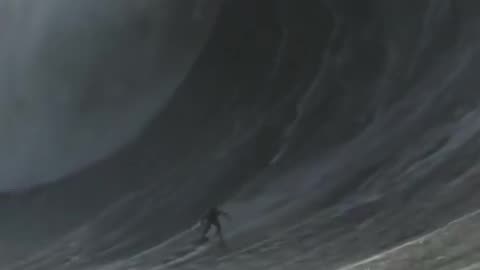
[1,0,480,269]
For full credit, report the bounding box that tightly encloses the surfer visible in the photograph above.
[199,207,231,244]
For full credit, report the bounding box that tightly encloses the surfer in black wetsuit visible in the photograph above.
[199,207,231,244]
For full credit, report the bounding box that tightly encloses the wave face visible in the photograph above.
[0,0,221,191]
[2,0,480,269]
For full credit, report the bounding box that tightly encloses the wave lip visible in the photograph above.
[0,0,221,191]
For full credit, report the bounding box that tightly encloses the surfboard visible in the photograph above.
[157,239,211,267]
[156,235,231,269]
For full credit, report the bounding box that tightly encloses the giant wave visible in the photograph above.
[1,0,480,269]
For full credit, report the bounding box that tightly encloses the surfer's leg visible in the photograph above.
[213,220,224,242]
[214,221,228,248]
[201,222,211,241]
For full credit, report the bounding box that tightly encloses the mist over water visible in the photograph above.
[0,0,221,191]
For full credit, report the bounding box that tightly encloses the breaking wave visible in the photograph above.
[1,0,480,269]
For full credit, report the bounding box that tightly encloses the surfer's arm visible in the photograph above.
[219,210,232,220]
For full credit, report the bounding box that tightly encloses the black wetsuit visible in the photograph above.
[200,208,227,242]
